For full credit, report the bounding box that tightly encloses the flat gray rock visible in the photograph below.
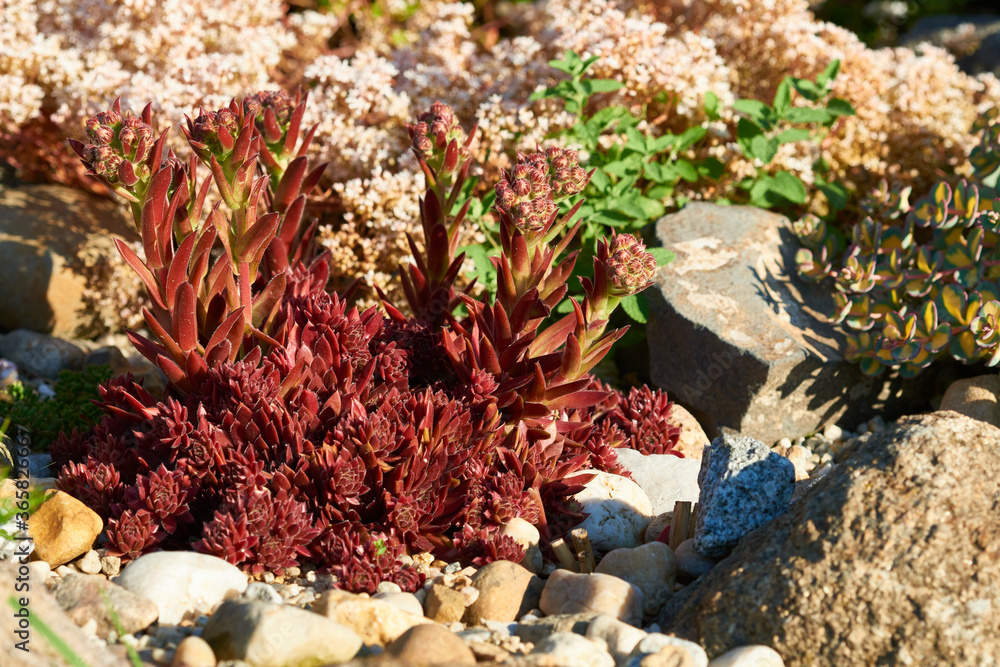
[646,203,936,443]
[614,448,701,516]
[0,330,85,379]
[695,434,794,558]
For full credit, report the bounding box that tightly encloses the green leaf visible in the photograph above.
[581,79,625,96]
[816,58,841,88]
[769,171,808,204]
[620,293,650,323]
[733,99,770,124]
[784,107,832,124]
[675,126,707,151]
[647,247,675,266]
[791,78,822,101]
[826,98,855,117]
[736,117,763,158]
[675,159,699,182]
[773,79,792,116]
[603,157,642,178]
[776,128,812,144]
[697,157,725,179]
[815,176,849,211]
[589,169,611,191]
[750,135,779,164]
[643,161,678,184]
[704,91,720,119]
[749,178,774,208]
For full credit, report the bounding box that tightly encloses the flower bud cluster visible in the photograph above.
[519,147,588,197]
[243,90,295,144]
[409,102,466,160]
[190,108,240,156]
[605,233,657,296]
[494,162,558,234]
[82,110,153,185]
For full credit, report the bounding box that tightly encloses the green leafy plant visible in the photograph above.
[794,112,1000,376]
[0,365,112,451]
[727,60,855,210]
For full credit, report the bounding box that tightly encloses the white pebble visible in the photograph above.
[822,424,844,441]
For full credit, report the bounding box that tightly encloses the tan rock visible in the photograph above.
[386,624,476,666]
[500,517,543,574]
[28,490,102,567]
[540,569,644,627]
[463,560,545,625]
[313,589,429,646]
[666,405,710,459]
[75,549,102,575]
[54,573,159,639]
[0,185,138,337]
[424,584,466,624]
[639,646,697,667]
[595,542,678,617]
[785,445,810,482]
[172,636,217,667]
[644,512,672,544]
[707,645,784,666]
[939,374,1000,427]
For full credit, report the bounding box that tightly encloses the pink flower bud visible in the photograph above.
[605,233,657,295]
[513,178,531,197]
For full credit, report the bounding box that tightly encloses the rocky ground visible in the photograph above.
[2,188,999,667]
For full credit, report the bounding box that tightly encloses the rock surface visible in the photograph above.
[0,330,86,379]
[665,405,710,459]
[594,541,678,617]
[28,490,103,566]
[571,471,653,554]
[626,634,708,667]
[662,411,1000,665]
[463,560,544,625]
[939,374,1000,428]
[54,572,159,638]
[540,569,644,626]
[695,434,794,558]
[707,645,784,666]
[313,589,429,645]
[0,185,137,337]
[615,448,700,517]
[202,598,362,667]
[0,559,122,667]
[646,203,935,442]
[114,551,248,625]
[172,636,217,667]
[385,624,476,666]
[531,632,615,667]
[586,614,649,662]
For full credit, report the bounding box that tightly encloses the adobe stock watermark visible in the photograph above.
[674,348,739,406]
[7,427,34,654]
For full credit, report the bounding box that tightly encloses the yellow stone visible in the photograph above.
[28,491,103,567]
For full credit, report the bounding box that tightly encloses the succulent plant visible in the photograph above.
[58,93,663,590]
[794,116,1000,376]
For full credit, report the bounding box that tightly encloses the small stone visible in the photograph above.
[514,612,602,644]
[372,591,425,617]
[627,634,708,667]
[540,569,644,627]
[425,584,467,623]
[694,434,794,558]
[784,445,810,482]
[313,589,430,646]
[821,424,844,441]
[665,405,710,459]
[586,614,649,663]
[500,517,543,574]
[28,490,103,567]
[532,632,615,667]
[443,561,463,574]
[54,573,159,639]
[376,580,402,595]
[572,471,654,555]
[100,554,121,577]
[26,560,50,582]
[939,375,1000,428]
[151,647,174,664]
[614,449,701,517]
[242,582,283,605]
[630,645,697,667]
[202,599,361,667]
[55,564,77,577]
[644,513,672,544]
[261,572,275,584]
[463,560,545,625]
[707,645,784,666]
[0,330,85,378]
[386,624,476,666]
[114,551,248,625]
[76,549,102,575]
[674,539,720,583]
[468,640,513,663]
[460,585,479,606]
[594,542,678,617]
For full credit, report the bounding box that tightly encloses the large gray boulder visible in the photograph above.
[658,411,1000,665]
[646,203,933,443]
